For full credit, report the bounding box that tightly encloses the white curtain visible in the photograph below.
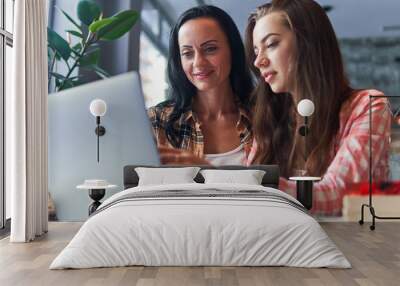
[7,0,48,242]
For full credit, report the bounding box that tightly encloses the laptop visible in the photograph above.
[48,71,161,168]
[48,71,161,220]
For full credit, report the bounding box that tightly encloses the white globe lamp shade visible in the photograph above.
[297,99,315,117]
[90,99,107,117]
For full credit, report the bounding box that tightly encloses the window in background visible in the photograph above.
[1,0,13,231]
[140,0,173,108]
[0,20,3,231]
[139,32,168,108]
[5,43,11,220]
[5,0,13,33]
[141,7,159,36]
[161,19,170,48]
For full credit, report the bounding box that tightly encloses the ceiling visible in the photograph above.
[161,0,400,39]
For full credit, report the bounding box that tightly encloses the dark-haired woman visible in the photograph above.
[244,0,390,215]
[148,5,254,165]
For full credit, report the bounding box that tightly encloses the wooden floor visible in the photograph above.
[0,222,399,286]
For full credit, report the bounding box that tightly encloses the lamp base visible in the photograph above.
[289,177,321,210]
[296,180,313,210]
[88,189,105,215]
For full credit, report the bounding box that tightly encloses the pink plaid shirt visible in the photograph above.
[246,89,391,215]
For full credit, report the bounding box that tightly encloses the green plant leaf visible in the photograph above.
[89,43,100,48]
[48,48,57,62]
[66,30,83,38]
[96,10,139,41]
[68,75,82,81]
[48,46,61,61]
[92,65,110,78]
[48,49,54,74]
[77,0,101,26]
[89,18,113,33]
[58,81,74,91]
[81,64,110,78]
[49,72,67,80]
[70,43,82,57]
[47,27,71,62]
[78,49,100,67]
[53,50,61,61]
[72,42,82,52]
[70,50,80,58]
[56,7,82,31]
[57,78,83,91]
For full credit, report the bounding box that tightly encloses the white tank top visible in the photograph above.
[204,144,245,166]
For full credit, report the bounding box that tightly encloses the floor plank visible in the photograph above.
[0,222,399,286]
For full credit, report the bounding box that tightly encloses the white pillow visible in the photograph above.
[135,167,201,186]
[200,169,266,185]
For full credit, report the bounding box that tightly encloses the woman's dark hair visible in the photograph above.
[245,0,353,177]
[162,5,254,147]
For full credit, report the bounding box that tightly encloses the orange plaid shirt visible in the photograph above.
[246,89,391,215]
[148,102,253,160]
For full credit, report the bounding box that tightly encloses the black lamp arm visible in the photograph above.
[94,116,106,163]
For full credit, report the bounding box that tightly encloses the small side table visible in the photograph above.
[289,177,321,210]
[77,181,117,215]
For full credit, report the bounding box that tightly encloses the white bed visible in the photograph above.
[50,182,351,269]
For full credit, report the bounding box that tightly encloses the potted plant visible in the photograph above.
[47,0,139,92]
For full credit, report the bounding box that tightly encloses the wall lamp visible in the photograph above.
[297,99,315,159]
[89,99,107,163]
[292,99,319,210]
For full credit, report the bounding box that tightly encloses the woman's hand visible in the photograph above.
[158,146,211,165]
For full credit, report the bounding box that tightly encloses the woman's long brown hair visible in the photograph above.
[245,0,353,177]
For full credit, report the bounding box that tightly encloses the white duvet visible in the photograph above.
[50,183,351,269]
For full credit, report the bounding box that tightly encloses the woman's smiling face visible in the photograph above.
[252,12,296,94]
[178,17,232,92]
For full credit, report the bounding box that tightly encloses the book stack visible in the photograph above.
[342,181,400,221]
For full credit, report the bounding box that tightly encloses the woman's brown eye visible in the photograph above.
[205,46,217,53]
[267,41,279,49]
[182,52,193,58]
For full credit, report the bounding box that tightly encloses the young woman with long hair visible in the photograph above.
[148,5,254,165]
[245,0,390,215]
